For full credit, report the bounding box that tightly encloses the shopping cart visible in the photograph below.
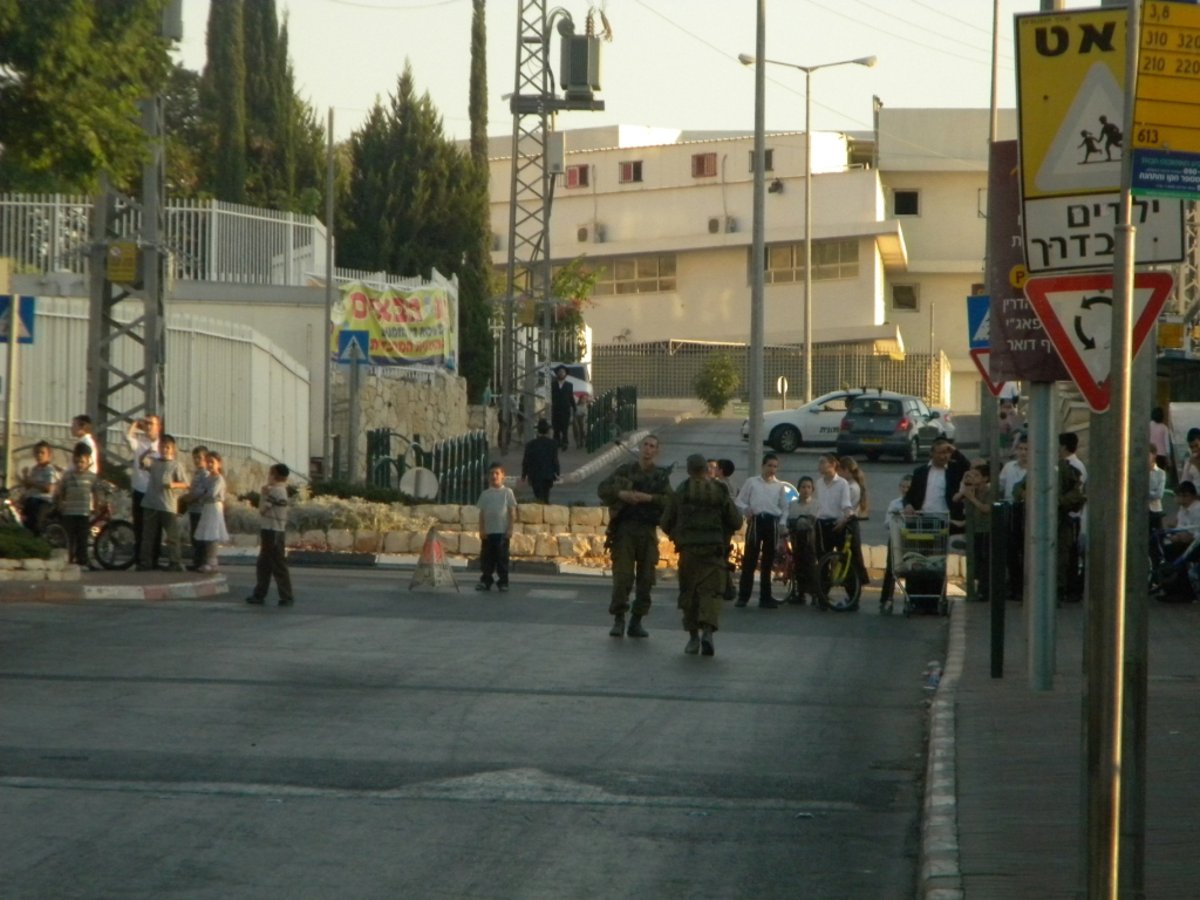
[889,511,950,617]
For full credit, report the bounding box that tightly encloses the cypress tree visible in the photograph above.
[200,0,247,203]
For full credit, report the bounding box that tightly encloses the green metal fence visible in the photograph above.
[366,428,490,505]
[586,386,638,452]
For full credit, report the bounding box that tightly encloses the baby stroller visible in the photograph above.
[889,511,950,616]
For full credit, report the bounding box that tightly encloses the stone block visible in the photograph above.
[46,557,67,572]
[0,558,18,570]
[534,535,558,558]
[426,504,461,524]
[353,531,381,553]
[439,532,461,553]
[557,533,592,559]
[21,558,47,571]
[301,529,328,550]
[542,505,570,527]
[60,566,82,582]
[570,506,604,527]
[587,535,609,558]
[516,504,544,525]
[460,506,479,527]
[382,531,408,553]
[509,533,536,557]
[327,529,353,551]
[458,532,481,556]
[49,548,70,564]
[232,533,258,548]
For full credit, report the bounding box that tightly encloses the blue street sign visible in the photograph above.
[337,329,370,363]
[966,294,990,350]
[0,295,35,345]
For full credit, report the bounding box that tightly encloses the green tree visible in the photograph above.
[694,353,742,417]
[0,0,173,192]
[163,63,206,197]
[200,0,247,202]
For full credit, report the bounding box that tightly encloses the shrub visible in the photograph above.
[694,352,742,416]
[0,525,53,560]
[310,480,405,504]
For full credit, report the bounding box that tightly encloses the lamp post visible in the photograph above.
[738,53,876,403]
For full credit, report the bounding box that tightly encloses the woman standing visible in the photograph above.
[837,456,870,587]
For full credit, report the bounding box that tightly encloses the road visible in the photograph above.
[555,417,931,547]
[1,566,947,899]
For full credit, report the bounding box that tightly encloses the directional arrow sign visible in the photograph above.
[969,348,1007,398]
[1024,271,1174,412]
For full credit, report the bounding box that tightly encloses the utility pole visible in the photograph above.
[85,6,180,462]
[502,1,606,449]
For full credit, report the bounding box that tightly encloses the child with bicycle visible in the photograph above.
[20,441,61,535]
[54,442,100,567]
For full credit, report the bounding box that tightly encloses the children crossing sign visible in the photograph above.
[1015,7,1185,273]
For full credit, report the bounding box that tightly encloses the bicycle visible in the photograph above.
[40,483,137,570]
[815,522,862,612]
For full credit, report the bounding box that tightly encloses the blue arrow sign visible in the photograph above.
[337,329,370,363]
[0,295,35,345]
[966,294,990,350]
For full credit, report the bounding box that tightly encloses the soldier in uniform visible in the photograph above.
[661,454,744,656]
[598,434,671,638]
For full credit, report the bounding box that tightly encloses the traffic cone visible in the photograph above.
[409,526,459,591]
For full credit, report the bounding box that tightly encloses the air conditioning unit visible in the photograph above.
[708,216,738,234]
[725,216,738,233]
[491,233,503,252]
[578,222,606,243]
[707,216,721,234]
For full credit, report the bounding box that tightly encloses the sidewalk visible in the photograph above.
[928,597,1200,897]
[0,567,229,602]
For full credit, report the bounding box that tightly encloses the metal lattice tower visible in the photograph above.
[85,97,167,461]
[499,1,606,448]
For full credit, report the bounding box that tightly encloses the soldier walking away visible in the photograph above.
[661,454,743,656]
[598,434,671,638]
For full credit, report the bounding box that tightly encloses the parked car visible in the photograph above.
[834,391,953,461]
[741,389,870,453]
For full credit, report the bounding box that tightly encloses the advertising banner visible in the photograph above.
[329,280,458,368]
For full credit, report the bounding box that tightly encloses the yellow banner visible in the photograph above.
[330,280,457,367]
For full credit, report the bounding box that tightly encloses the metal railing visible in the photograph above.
[367,428,490,506]
[586,386,638,452]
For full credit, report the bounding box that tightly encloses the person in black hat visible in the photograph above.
[521,419,560,503]
[549,364,576,451]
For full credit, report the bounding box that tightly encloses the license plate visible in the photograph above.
[862,437,882,444]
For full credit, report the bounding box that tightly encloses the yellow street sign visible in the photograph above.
[1134,0,1200,155]
[1016,8,1128,200]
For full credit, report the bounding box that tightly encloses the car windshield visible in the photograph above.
[852,398,901,416]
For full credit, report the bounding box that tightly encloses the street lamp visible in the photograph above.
[738,53,876,402]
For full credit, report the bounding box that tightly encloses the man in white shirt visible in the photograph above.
[997,439,1029,502]
[813,453,853,559]
[734,454,790,608]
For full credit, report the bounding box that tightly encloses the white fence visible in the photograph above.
[0,193,417,288]
[5,297,310,474]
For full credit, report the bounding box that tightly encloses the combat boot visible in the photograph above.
[609,615,625,637]
[701,625,715,657]
[627,615,649,638]
[684,630,700,655]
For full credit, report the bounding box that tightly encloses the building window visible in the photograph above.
[584,253,676,295]
[761,239,859,284]
[749,148,775,173]
[618,160,643,184]
[892,284,920,311]
[892,189,920,217]
[691,153,717,178]
[565,164,589,189]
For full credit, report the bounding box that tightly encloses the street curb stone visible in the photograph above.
[919,596,965,898]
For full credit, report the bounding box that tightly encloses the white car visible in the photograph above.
[741,390,868,453]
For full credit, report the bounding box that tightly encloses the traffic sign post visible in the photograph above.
[1023,271,1174,412]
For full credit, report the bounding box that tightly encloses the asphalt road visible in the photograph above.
[555,417,930,547]
[1,566,946,899]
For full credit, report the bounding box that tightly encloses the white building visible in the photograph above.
[487,108,1017,409]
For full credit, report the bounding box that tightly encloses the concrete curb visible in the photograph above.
[920,596,965,899]
[0,574,230,603]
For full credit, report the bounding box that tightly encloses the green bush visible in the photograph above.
[694,353,742,416]
[0,525,53,560]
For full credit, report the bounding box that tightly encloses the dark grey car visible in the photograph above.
[834,393,947,461]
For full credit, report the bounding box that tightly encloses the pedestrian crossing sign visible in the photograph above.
[0,295,35,344]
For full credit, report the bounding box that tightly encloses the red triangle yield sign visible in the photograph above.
[1023,271,1174,413]
[969,348,1006,397]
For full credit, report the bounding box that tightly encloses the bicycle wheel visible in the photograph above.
[42,521,68,549]
[817,551,862,611]
[95,519,137,570]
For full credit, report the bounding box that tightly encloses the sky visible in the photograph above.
[173,0,1099,143]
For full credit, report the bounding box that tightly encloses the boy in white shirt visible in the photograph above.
[476,462,517,592]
